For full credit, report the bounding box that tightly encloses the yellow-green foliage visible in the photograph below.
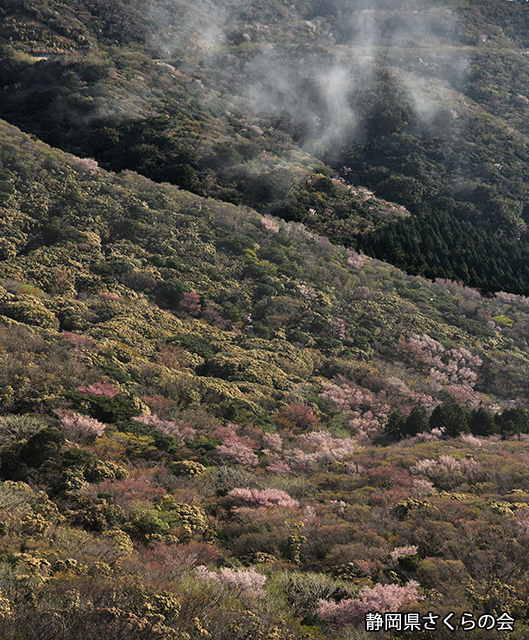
[117,433,159,459]
[0,297,59,331]
[393,498,432,519]
[147,592,181,622]
[489,500,517,515]
[61,468,89,495]
[88,460,129,482]
[171,460,207,477]
[10,552,51,576]
[0,414,45,444]
[0,481,61,532]
[20,513,50,536]
[492,314,515,328]
[101,528,134,554]
[0,590,13,620]
[157,498,210,537]
[206,351,290,388]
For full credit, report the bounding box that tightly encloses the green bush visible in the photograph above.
[20,428,65,468]
[171,460,207,477]
[157,279,190,309]
[169,333,215,360]
[68,391,142,424]
[120,421,177,454]
[404,406,430,437]
[496,407,529,434]
[126,507,170,542]
[430,400,469,438]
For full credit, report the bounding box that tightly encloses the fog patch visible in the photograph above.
[145,0,470,153]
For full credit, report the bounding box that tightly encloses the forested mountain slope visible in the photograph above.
[3,0,529,291]
[1,116,529,637]
[3,1,529,638]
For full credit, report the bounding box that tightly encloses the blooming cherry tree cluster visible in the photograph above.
[72,156,98,172]
[260,216,280,233]
[284,431,358,470]
[368,376,441,417]
[459,433,485,447]
[262,432,283,453]
[412,455,480,481]
[346,248,367,269]
[331,317,346,341]
[389,545,419,562]
[216,424,259,467]
[225,487,299,509]
[195,565,267,597]
[433,278,481,300]
[132,414,195,444]
[179,292,201,317]
[98,292,124,302]
[297,283,318,300]
[56,410,106,442]
[63,331,98,353]
[77,382,121,398]
[494,290,529,306]
[409,428,443,443]
[211,422,359,474]
[317,581,423,627]
[320,377,389,441]
[266,459,292,475]
[408,334,482,389]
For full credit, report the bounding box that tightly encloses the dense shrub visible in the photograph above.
[0,415,45,444]
[20,427,65,468]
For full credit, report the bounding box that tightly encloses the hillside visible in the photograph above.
[1,118,529,637]
[2,0,529,291]
[3,1,529,638]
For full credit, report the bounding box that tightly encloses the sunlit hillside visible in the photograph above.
[2,1,529,638]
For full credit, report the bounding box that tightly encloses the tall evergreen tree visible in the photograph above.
[469,407,497,436]
[404,406,430,437]
[430,399,469,438]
